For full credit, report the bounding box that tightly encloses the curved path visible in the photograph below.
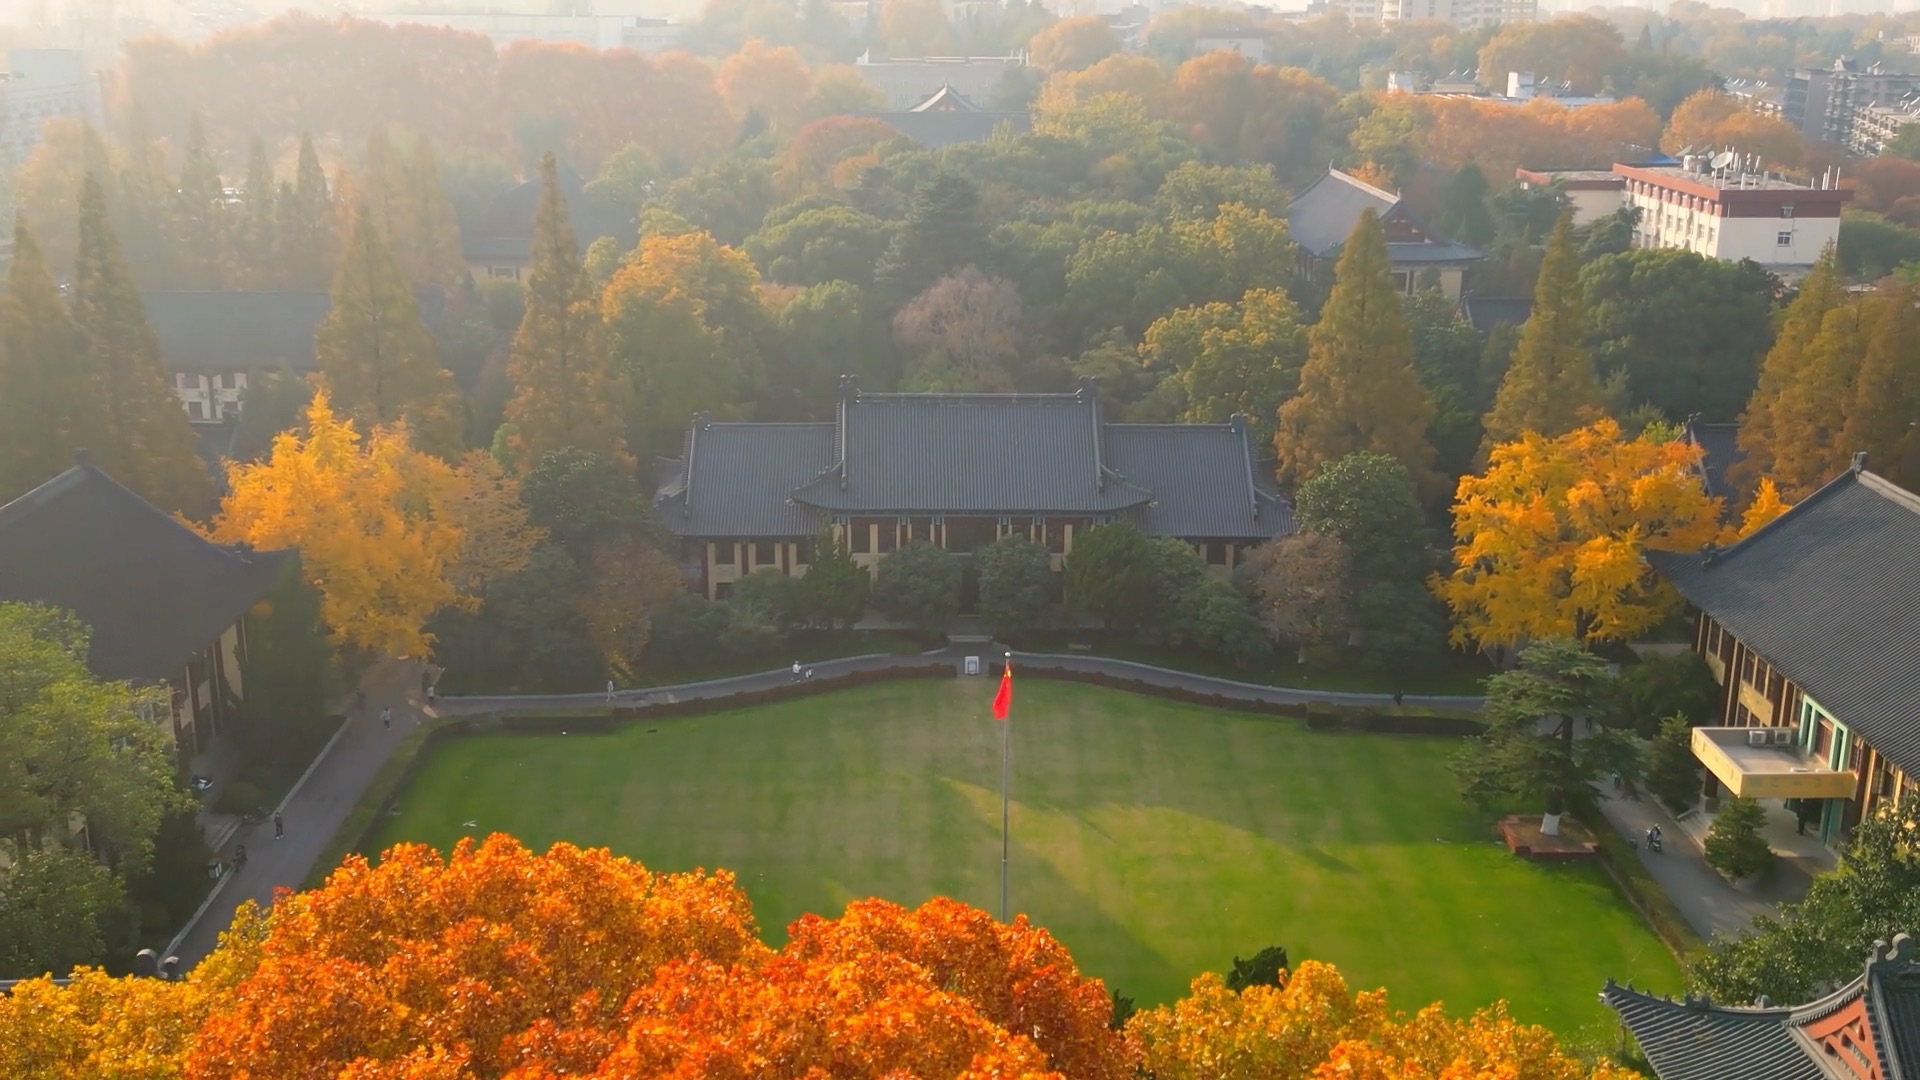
[166,648,1482,970]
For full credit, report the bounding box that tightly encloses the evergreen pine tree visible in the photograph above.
[278,134,332,290]
[504,154,630,469]
[236,136,278,286]
[0,226,94,501]
[172,113,227,288]
[1839,281,1920,490]
[115,107,177,285]
[874,173,984,303]
[316,203,464,455]
[1769,294,1882,499]
[405,137,465,290]
[1272,210,1443,503]
[1481,214,1603,448]
[72,173,214,515]
[1733,244,1842,493]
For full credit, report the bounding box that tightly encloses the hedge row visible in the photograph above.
[1002,664,1484,736]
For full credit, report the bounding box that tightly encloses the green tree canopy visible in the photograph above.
[871,541,962,631]
[1482,214,1603,448]
[1062,524,1157,630]
[0,226,93,502]
[975,535,1055,637]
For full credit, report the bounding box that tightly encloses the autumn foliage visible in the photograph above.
[0,836,1631,1079]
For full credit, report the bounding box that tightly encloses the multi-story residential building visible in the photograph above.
[1516,158,1847,279]
[1650,456,1920,848]
[357,11,685,52]
[852,51,1029,111]
[0,49,98,167]
[1853,94,1920,155]
[1287,168,1484,299]
[1330,0,1534,30]
[653,379,1295,599]
[1785,58,1920,147]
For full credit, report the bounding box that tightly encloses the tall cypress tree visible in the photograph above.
[1481,214,1602,448]
[72,173,213,515]
[1839,281,1920,490]
[0,226,93,501]
[1732,244,1843,494]
[504,153,630,468]
[316,203,464,455]
[404,136,465,290]
[172,113,226,288]
[1768,294,1882,499]
[236,136,278,286]
[1272,210,1443,504]
[277,134,332,290]
[874,173,984,303]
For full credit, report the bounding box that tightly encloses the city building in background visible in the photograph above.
[0,48,99,168]
[1785,58,1920,149]
[1325,0,1535,31]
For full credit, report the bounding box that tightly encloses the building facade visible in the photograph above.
[1650,459,1920,847]
[0,458,290,754]
[1331,0,1535,30]
[462,164,631,282]
[1517,159,1847,279]
[0,49,97,167]
[1286,168,1483,299]
[653,380,1295,599]
[1785,59,1919,147]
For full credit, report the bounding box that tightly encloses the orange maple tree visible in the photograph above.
[0,837,1632,1079]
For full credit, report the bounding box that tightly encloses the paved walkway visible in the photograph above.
[1592,788,1822,940]
[167,646,1483,969]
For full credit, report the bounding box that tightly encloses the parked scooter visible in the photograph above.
[1644,826,1664,853]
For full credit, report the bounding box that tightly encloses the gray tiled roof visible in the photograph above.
[1287,169,1483,266]
[0,463,290,683]
[463,163,633,263]
[793,392,1151,515]
[659,423,835,537]
[1288,169,1399,255]
[143,289,447,374]
[1105,424,1293,539]
[878,111,1030,147]
[1461,296,1533,333]
[1600,983,1823,1080]
[1681,420,1745,501]
[1649,466,1920,775]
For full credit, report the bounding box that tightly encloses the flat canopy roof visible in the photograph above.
[1692,727,1857,800]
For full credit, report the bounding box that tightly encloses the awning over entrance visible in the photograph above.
[1692,727,1858,800]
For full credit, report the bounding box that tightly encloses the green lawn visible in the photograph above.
[368,680,1678,1037]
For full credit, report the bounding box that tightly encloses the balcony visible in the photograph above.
[1691,726,1857,801]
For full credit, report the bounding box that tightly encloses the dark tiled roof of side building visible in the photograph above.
[877,110,1030,147]
[658,422,835,537]
[1648,462,1920,775]
[1604,934,1920,1080]
[0,462,290,683]
[791,390,1153,515]
[1105,422,1293,539]
[1459,296,1533,333]
[1285,168,1483,266]
[1682,419,1746,501]
[1599,983,1823,1080]
[142,289,446,374]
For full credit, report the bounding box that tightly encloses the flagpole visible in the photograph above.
[1001,650,1011,923]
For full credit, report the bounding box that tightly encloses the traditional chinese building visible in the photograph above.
[1285,168,1484,299]
[0,456,291,753]
[1603,933,1920,1080]
[652,379,1295,599]
[1648,456,1920,846]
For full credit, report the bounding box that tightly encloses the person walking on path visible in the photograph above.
[606,679,615,702]
[381,706,392,729]
[791,660,802,682]
[274,812,285,839]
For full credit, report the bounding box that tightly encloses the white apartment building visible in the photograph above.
[1518,159,1847,279]
[0,49,98,166]
[1330,0,1535,30]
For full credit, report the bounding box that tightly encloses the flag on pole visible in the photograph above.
[992,661,1013,721]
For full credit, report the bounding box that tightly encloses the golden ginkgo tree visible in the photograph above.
[207,390,541,657]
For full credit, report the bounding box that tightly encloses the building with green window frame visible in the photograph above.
[1650,454,1920,847]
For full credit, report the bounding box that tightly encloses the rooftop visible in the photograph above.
[143,289,445,373]
[1690,726,1857,801]
[1649,461,1920,776]
[0,460,290,683]
[1286,168,1483,264]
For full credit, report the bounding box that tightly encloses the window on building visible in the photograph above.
[1043,519,1066,555]
[1781,204,1795,218]
[1777,231,1794,246]
[792,539,810,565]
[849,519,877,555]
[1006,516,1033,540]
[713,541,736,566]
[754,541,776,565]
[489,266,519,279]
[877,519,897,554]
[907,517,934,545]
[186,399,207,422]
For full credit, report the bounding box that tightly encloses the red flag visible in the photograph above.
[992,663,1013,721]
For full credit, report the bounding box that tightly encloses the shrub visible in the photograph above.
[1704,796,1773,881]
[976,535,1055,636]
[216,780,270,817]
[871,541,962,630]
[1224,945,1289,991]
